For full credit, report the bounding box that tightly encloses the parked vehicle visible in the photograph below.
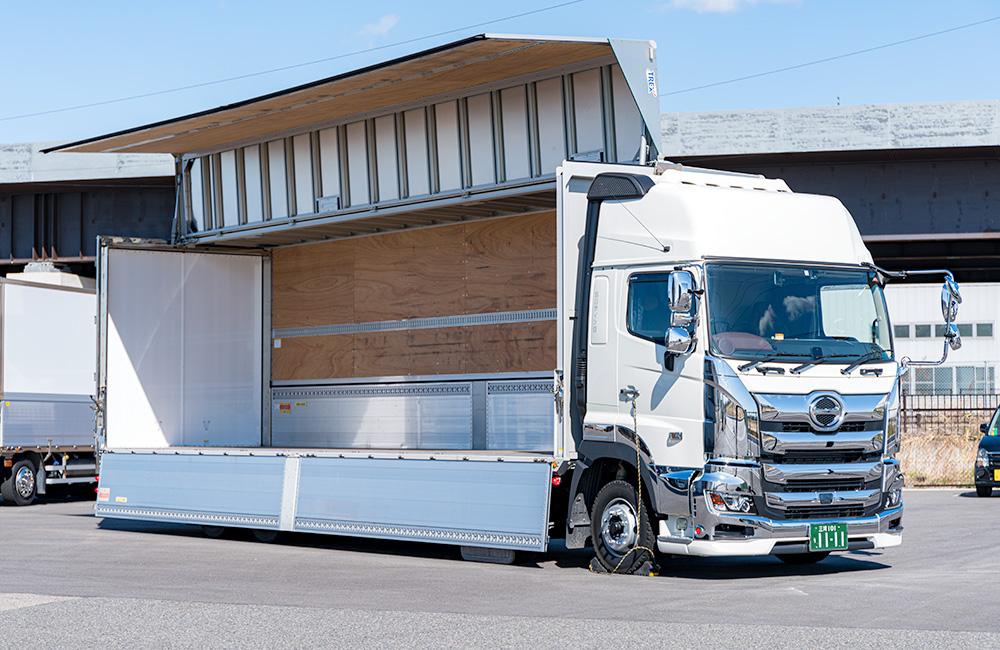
[55,35,964,572]
[0,269,97,505]
[975,406,999,497]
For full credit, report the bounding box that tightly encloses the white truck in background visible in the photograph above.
[0,264,97,506]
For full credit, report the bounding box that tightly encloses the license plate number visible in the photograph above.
[994,469,1000,482]
[809,522,848,552]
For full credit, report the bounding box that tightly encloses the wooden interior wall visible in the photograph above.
[272,211,556,380]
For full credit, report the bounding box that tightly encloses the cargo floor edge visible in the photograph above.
[95,451,552,552]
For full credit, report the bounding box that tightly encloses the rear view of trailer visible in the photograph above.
[73,35,662,554]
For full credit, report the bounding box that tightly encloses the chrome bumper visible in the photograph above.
[656,505,904,557]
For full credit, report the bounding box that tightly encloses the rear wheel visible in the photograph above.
[252,529,279,543]
[202,526,227,539]
[976,485,993,498]
[590,480,656,575]
[777,552,830,565]
[1,459,38,506]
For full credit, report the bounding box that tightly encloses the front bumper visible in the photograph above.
[974,466,1000,486]
[656,505,904,557]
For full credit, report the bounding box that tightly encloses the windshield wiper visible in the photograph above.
[791,353,854,375]
[737,353,801,373]
[840,350,887,375]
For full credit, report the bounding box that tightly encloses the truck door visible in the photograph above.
[97,240,267,452]
[616,269,705,468]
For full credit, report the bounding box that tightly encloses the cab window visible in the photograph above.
[627,273,671,343]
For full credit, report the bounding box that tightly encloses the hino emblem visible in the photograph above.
[808,393,845,432]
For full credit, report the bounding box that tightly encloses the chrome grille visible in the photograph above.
[780,478,867,493]
[783,504,864,519]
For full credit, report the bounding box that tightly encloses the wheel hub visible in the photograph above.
[600,497,638,554]
[14,466,35,499]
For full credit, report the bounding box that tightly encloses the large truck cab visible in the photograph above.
[560,161,960,568]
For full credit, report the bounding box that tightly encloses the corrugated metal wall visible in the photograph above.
[0,182,175,270]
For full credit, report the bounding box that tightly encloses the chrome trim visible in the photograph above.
[756,392,886,424]
[762,461,882,484]
[722,504,903,534]
[764,488,880,509]
[760,429,883,455]
[705,457,761,468]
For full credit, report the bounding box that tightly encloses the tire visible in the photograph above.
[202,526,227,539]
[252,529,279,543]
[590,480,656,575]
[976,485,993,498]
[1,459,38,506]
[777,552,831,565]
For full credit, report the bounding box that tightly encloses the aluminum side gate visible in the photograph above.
[96,452,552,552]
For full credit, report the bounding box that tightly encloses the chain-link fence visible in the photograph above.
[899,392,998,486]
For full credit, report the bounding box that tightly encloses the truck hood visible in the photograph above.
[717,359,898,396]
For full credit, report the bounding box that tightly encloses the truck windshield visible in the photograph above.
[705,263,892,363]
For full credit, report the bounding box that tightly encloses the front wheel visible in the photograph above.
[976,485,993,498]
[1,459,38,506]
[590,480,656,575]
[777,552,830,565]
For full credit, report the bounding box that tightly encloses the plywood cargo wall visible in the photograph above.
[272,211,556,381]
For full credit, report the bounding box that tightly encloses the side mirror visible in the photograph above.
[981,422,990,434]
[665,326,694,355]
[668,270,695,313]
[944,323,962,351]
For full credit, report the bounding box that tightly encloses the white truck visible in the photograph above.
[0,266,98,506]
[54,35,961,572]
[86,159,963,572]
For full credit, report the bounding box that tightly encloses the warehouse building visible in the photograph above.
[0,142,175,276]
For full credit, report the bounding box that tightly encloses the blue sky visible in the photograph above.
[0,0,997,143]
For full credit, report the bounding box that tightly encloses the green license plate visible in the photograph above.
[809,523,849,552]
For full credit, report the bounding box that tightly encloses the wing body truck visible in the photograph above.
[1,269,97,505]
[51,35,960,571]
[91,160,964,571]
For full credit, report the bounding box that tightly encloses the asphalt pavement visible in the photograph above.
[1,488,997,648]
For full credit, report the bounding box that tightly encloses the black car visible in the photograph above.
[975,406,1000,497]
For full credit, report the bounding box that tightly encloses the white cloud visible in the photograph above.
[661,0,798,13]
[359,14,400,37]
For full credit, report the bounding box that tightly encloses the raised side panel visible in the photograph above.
[95,453,285,528]
[434,100,462,191]
[572,69,604,156]
[220,150,240,226]
[292,134,314,215]
[486,380,553,451]
[467,94,495,186]
[346,121,370,206]
[267,140,288,218]
[611,65,642,162]
[189,157,206,231]
[294,456,550,551]
[243,145,265,223]
[374,115,399,201]
[535,78,566,173]
[403,108,430,196]
[501,86,531,181]
[318,128,341,201]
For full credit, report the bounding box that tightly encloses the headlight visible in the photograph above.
[707,491,754,513]
[886,488,903,507]
[976,448,990,468]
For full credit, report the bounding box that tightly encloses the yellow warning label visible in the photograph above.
[115,496,128,504]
